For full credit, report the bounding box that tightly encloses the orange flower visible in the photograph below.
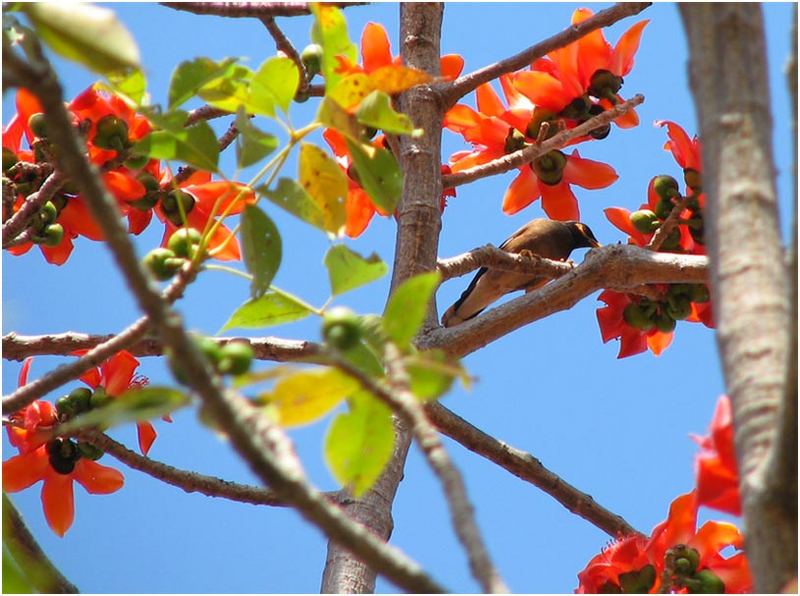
[656,120,701,173]
[596,289,673,359]
[156,168,256,261]
[3,360,124,537]
[576,534,652,593]
[77,349,163,456]
[445,78,617,220]
[693,396,741,516]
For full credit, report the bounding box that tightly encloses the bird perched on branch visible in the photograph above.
[441,219,601,327]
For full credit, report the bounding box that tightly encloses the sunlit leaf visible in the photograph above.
[260,367,359,427]
[23,3,140,74]
[2,547,33,595]
[168,57,237,109]
[257,178,326,231]
[310,3,357,90]
[317,96,365,140]
[57,387,189,434]
[106,68,147,105]
[328,73,373,111]
[250,56,300,114]
[197,64,254,113]
[132,120,219,172]
[325,390,394,496]
[367,64,432,95]
[221,290,313,331]
[324,245,387,296]
[382,271,441,349]
[298,143,347,235]
[356,90,420,136]
[345,139,403,213]
[406,349,469,401]
[235,108,278,168]
[241,205,281,299]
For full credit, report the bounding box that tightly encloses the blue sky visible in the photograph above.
[2,3,795,593]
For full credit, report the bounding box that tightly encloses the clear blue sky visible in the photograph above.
[3,3,794,593]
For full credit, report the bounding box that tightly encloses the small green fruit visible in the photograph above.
[588,69,623,100]
[124,153,150,170]
[36,202,59,228]
[3,147,18,171]
[503,127,526,153]
[630,209,660,234]
[93,115,130,151]
[196,336,224,366]
[28,113,48,138]
[68,387,93,413]
[532,150,567,186]
[687,569,725,594]
[90,388,112,409]
[143,247,182,281]
[666,296,692,320]
[323,307,363,351]
[160,190,196,226]
[653,174,680,201]
[688,284,710,303]
[56,395,78,420]
[623,303,655,331]
[217,342,254,376]
[167,227,203,259]
[655,312,677,333]
[301,43,324,78]
[683,168,702,191]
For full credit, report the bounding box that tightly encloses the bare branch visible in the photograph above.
[261,16,310,94]
[3,494,79,593]
[423,244,708,358]
[426,403,641,538]
[439,3,651,107]
[172,119,243,187]
[441,95,644,189]
[437,243,574,281]
[159,2,366,18]
[646,194,692,252]
[184,105,231,126]
[2,170,65,248]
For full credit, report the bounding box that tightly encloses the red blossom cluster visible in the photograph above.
[3,87,255,265]
[577,396,749,594]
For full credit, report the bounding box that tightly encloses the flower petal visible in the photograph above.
[439,54,464,80]
[59,198,105,241]
[604,207,648,246]
[41,236,75,266]
[345,188,376,238]
[476,82,505,118]
[613,20,649,76]
[3,450,49,492]
[513,71,572,112]
[42,473,75,537]
[137,422,157,456]
[564,151,618,189]
[502,167,540,215]
[540,180,579,220]
[646,331,673,356]
[73,459,124,494]
[572,8,612,86]
[361,22,392,73]
[101,350,139,396]
[18,357,33,387]
[183,181,255,215]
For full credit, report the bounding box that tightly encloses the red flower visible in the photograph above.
[3,359,124,537]
[156,168,256,261]
[596,289,673,358]
[656,120,701,172]
[694,396,741,516]
[445,77,617,220]
[577,492,752,593]
[77,349,162,456]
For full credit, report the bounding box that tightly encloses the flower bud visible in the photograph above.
[323,307,363,351]
[68,387,93,413]
[160,190,196,226]
[123,153,150,170]
[655,312,677,333]
[301,43,323,79]
[217,341,254,376]
[653,175,680,201]
[588,69,623,100]
[90,387,112,409]
[666,295,692,320]
[618,564,656,594]
[28,113,48,138]
[525,107,557,140]
[586,104,610,140]
[167,227,203,259]
[143,247,182,281]
[686,569,725,594]
[688,284,710,303]
[2,147,18,172]
[559,95,591,120]
[532,150,567,186]
[630,209,660,234]
[93,115,130,151]
[683,168,702,191]
[35,202,59,228]
[503,128,527,153]
[623,303,655,331]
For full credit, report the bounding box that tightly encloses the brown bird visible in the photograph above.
[441,219,601,327]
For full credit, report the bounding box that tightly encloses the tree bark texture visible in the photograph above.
[320,3,446,592]
[680,4,795,592]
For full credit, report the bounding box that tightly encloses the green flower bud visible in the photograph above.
[160,190,196,226]
[196,336,224,366]
[525,107,557,140]
[217,341,254,376]
[130,192,161,211]
[47,438,80,475]
[597,581,622,594]
[586,104,610,140]
[532,150,567,186]
[655,312,677,333]
[560,95,591,120]
[687,569,725,594]
[323,306,363,351]
[68,387,93,413]
[654,198,674,220]
[623,302,656,331]
[167,227,203,259]
[137,172,160,193]
[28,113,48,138]
[588,69,623,100]
[503,127,527,153]
[143,247,182,281]
[93,115,130,151]
[666,295,692,321]
[36,223,63,247]
[2,147,18,171]
[90,387,112,409]
[77,441,104,461]
[123,153,150,170]
[56,395,78,420]
[35,202,59,228]
[683,168,702,191]
[653,175,680,201]
[619,564,656,594]
[301,43,324,78]
[630,209,660,234]
[660,228,682,251]
[688,284,710,303]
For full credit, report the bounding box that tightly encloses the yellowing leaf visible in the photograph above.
[367,64,432,95]
[259,368,359,427]
[329,73,374,111]
[298,143,347,235]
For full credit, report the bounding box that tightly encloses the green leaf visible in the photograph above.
[317,96,365,140]
[345,139,403,213]
[258,178,326,231]
[168,57,237,109]
[251,56,300,114]
[57,387,189,434]
[382,271,441,349]
[132,120,219,172]
[298,143,348,234]
[22,3,140,74]
[325,391,395,496]
[221,290,313,331]
[260,367,359,427]
[235,108,278,168]
[241,205,281,299]
[356,90,421,136]
[196,64,253,113]
[105,68,147,105]
[2,547,33,595]
[137,106,187,132]
[310,4,357,90]
[324,245,387,296]
[406,349,469,401]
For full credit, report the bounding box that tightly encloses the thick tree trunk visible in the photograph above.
[320,3,445,592]
[680,4,796,592]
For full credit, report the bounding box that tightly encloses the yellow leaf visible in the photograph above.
[260,368,359,427]
[367,65,432,95]
[329,73,375,111]
[299,143,348,234]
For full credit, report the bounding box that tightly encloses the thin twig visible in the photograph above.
[184,105,231,126]
[3,494,79,593]
[647,194,692,251]
[439,2,651,108]
[2,170,64,248]
[437,243,574,281]
[329,346,508,593]
[441,95,644,189]
[261,16,310,94]
[425,403,641,538]
[4,43,446,595]
[172,119,242,187]
[160,2,367,18]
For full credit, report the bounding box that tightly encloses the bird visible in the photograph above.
[441,219,601,327]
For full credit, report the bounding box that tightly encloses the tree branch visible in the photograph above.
[159,2,366,18]
[438,2,651,107]
[4,42,445,596]
[437,243,574,281]
[261,16,310,94]
[441,95,644,189]
[680,5,794,591]
[3,495,79,594]
[426,403,640,538]
[646,193,692,252]
[2,170,65,248]
[423,244,709,358]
